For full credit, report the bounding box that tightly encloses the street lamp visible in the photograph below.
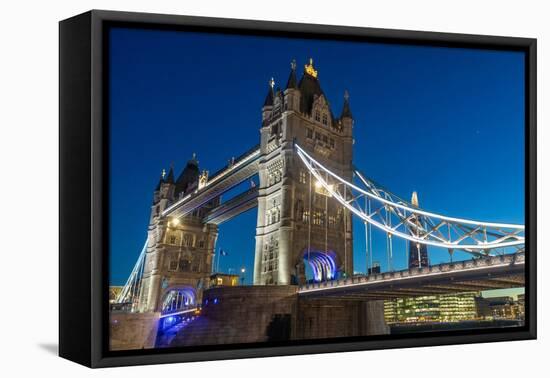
[240,267,246,285]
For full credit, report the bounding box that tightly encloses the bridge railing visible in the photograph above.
[208,144,261,180]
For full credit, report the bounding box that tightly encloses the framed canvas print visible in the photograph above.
[59,10,536,368]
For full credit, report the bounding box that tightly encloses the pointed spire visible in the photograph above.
[165,164,175,184]
[175,154,200,196]
[190,152,199,166]
[411,191,419,207]
[155,171,164,191]
[263,77,275,107]
[285,59,298,89]
[340,89,353,119]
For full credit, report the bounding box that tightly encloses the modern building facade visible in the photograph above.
[475,295,524,320]
[384,293,478,323]
[385,292,525,324]
[408,191,430,269]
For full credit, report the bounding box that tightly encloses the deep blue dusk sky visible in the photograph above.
[109,27,525,285]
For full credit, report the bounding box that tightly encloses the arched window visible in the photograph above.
[182,233,193,247]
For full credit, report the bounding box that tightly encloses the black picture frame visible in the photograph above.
[59,9,537,368]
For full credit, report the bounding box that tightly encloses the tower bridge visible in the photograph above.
[110,59,525,350]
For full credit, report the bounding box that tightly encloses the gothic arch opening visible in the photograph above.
[301,250,338,283]
[160,286,197,315]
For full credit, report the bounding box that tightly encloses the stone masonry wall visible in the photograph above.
[167,286,389,348]
[169,285,298,347]
[110,312,160,351]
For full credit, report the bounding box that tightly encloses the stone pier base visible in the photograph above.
[296,297,389,340]
[167,285,388,348]
[110,312,160,351]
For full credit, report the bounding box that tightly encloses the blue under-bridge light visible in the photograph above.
[304,251,337,282]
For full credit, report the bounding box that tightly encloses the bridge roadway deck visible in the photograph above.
[162,145,260,218]
[298,253,525,300]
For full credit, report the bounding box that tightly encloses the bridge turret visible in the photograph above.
[150,166,176,223]
[153,171,164,204]
[174,154,200,199]
[283,59,300,112]
[339,90,353,136]
[262,77,275,123]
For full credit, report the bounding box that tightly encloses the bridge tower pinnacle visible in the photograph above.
[254,59,354,285]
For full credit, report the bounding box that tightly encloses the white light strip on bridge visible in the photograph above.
[161,148,260,217]
[159,307,198,319]
[296,144,524,230]
[115,239,148,303]
[298,258,524,294]
[297,146,524,250]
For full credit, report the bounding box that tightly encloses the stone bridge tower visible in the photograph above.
[254,59,354,285]
[138,157,219,312]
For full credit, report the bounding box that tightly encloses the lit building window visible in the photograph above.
[302,211,309,224]
[313,210,325,226]
[299,170,307,184]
